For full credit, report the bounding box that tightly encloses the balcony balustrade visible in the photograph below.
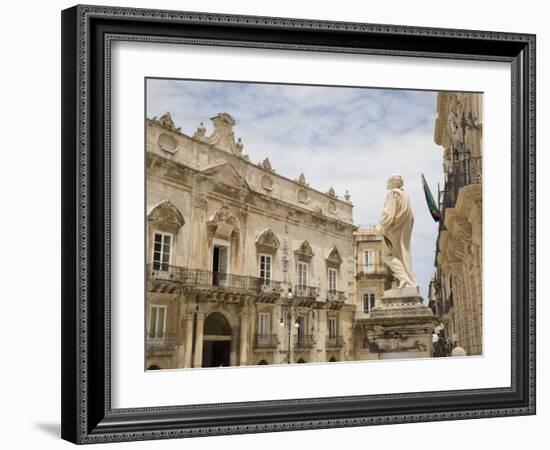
[326,335,344,349]
[146,332,177,352]
[356,263,389,275]
[294,285,319,299]
[254,333,279,349]
[147,264,282,294]
[295,334,315,349]
[326,290,346,303]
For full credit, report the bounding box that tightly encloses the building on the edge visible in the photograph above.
[431,92,483,356]
[146,111,365,369]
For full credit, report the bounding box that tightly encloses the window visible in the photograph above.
[258,312,271,336]
[363,293,376,313]
[328,317,337,338]
[364,249,374,272]
[328,268,337,291]
[152,232,172,271]
[298,262,308,287]
[148,305,167,338]
[259,254,272,285]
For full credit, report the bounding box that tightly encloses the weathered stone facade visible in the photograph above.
[146,112,360,368]
[431,92,483,356]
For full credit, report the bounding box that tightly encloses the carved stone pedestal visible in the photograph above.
[363,287,437,359]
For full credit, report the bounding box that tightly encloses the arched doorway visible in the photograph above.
[328,357,337,362]
[297,358,306,364]
[258,360,268,365]
[147,364,161,370]
[202,312,232,367]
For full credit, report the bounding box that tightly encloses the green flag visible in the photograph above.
[421,173,441,222]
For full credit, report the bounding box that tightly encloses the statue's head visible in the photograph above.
[387,174,404,190]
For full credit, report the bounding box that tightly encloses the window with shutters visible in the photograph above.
[259,254,272,286]
[298,262,308,287]
[152,232,172,271]
[328,317,337,338]
[258,312,271,337]
[328,268,337,291]
[363,292,376,313]
[364,250,374,272]
[148,305,167,338]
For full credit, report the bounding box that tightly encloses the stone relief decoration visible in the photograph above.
[258,157,275,173]
[327,201,337,214]
[192,122,207,141]
[326,246,343,267]
[202,162,251,194]
[255,228,280,254]
[154,112,181,132]
[296,188,309,203]
[147,199,185,232]
[204,112,248,160]
[296,173,309,186]
[260,174,274,191]
[157,132,178,154]
[294,240,314,261]
[326,186,337,198]
[206,203,239,241]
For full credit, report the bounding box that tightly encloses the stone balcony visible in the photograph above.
[253,333,279,349]
[146,332,177,353]
[295,334,316,349]
[293,285,319,306]
[147,264,282,299]
[326,335,344,349]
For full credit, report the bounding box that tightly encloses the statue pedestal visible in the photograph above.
[363,287,437,359]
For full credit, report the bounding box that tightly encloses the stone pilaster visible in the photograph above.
[193,312,204,368]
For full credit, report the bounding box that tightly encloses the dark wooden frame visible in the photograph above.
[61,4,536,444]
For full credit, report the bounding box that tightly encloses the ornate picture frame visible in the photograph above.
[61,5,535,444]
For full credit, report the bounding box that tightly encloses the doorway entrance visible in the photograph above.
[212,243,229,287]
[202,312,232,367]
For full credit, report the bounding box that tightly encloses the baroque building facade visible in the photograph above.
[431,92,483,356]
[146,112,363,369]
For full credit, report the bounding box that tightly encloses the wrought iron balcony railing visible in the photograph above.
[356,264,389,275]
[295,334,315,348]
[441,156,482,211]
[146,332,177,352]
[326,290,346,302]
[326,335,344,349]
[147,264,282,294]
[254,333,279,349]
[294,285,319,299]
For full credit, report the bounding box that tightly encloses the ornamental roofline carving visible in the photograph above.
[146,116,353,208]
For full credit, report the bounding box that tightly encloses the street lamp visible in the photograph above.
[279,283,298,364]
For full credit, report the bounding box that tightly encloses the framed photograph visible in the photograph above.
[61,4,536,444]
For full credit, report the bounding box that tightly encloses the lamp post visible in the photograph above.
[279,282,299,364]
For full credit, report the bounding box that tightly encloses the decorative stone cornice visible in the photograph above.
[326,246,343,266]
[255,228,280,253]
[147,199,185,228]
[294,240,314,261]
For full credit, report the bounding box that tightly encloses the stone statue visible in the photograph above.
[377,175,418,288]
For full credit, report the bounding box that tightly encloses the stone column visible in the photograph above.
[230,330,239,366]
[193,312,205,368]
[184,312,195,368]
[318,310,328,363]
[239,310,249,366]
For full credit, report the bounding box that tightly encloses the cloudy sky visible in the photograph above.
[146,79,444,299]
